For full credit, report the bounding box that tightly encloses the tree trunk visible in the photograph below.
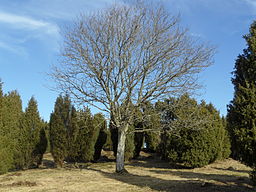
[116,126,128,173]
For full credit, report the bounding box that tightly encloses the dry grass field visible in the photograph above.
[0,152,255,192]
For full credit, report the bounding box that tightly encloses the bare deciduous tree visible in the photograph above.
[51,2,215,173]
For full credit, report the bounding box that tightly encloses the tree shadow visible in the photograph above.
[40,152,255,191]
[153,168,245,181]
[150,169,254,191]
[84,153,255,192]
[130,154,192,169]
[212,167,251,174]
[87,167,201,192]
[40,159,55,169]
[87,166,255,192]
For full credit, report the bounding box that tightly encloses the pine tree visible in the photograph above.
[227,21,256,168]
[18,97,46,169]
[49,96,68,167]
[1,90,23,171]
[221,116,231,159]
[50,95,81,166]
[0,83,47,173]
[143,102,161,153]
[0,82,14,174]
[65,106,79,162]
[33,125,48,167]
[201,102,231,161]
[76,108,99,162]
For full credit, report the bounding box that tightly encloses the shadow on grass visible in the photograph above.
[87,167,202,192]
[87,166,255,192]
[212,167,251,174]
[151,169,254,190]
[130,159,192,169]
[40,152,255,191]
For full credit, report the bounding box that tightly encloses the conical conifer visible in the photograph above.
[76,108,99,162]
[49,96,68,167]
[0,82,14,173]
[1,90,23,171]
[18,97,46,169]
[227,21,256,167]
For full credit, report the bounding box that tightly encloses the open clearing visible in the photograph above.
[0,152,255,192]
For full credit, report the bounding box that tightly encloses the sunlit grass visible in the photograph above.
[0,152,254,192]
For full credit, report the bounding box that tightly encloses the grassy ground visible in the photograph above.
[0,152,255,192]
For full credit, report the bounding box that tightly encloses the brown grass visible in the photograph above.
[0,152,254,192]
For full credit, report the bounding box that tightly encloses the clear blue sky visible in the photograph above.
[0,0,255,121]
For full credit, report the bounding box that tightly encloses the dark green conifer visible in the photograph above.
[159,95,230,168]
[0,89,24,172]
[221,116,231,159]
[93,113,107,161]
[0,83,47,173]
[3,91,23,170]
[124,126,135,161]
[33,126,48,167]
[18,97,46,169]
[76,108,99,162]
[227,21,256,168]
[134,132,144,158]
[49,96,68,167]
[0,82,14,174]
[50,95,80,165]
[65,106,79,162]
[143,102,161,153]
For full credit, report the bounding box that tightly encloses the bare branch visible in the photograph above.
[50,1,215,172]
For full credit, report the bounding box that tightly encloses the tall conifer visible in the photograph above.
[18,97,47,168]
[65,105,79,162]
[227,21,256,168]
[1,90,23,171]
[0,82,14,173]
[76,108,99,162]
[49,96,68,167]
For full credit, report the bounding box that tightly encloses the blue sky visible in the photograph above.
[0,0,255,121]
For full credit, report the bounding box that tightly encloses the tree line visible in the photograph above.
[0,85,231,173]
